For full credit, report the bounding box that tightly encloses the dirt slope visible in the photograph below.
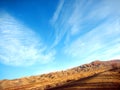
[0,60,120,90]
[48,68,120,90]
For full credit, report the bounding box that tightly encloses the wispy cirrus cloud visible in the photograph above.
[64,18,120,62]
[50,0,74,48]
[50,0,64,25]
[51,0,120,62]
[51,0,120,46]
[0,12,55,66]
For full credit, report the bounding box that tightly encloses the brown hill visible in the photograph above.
[0,60,120,90]
[49,68,120,90]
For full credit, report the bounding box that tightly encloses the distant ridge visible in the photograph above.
[0,59,120,90]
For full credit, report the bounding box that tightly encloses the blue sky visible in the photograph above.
[0,0,120,79]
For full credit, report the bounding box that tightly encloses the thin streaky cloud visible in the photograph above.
[50,0,64,25]
[0,12,55,66]
[51,0,120,48]
[64,17,120,62]
[50,0,74,48]
[50,0,120,64]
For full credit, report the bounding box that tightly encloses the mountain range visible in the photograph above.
[0,59,120,90]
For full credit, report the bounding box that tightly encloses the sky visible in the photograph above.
[0,0,120,80]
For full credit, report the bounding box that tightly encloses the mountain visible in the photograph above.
[0,60,120,90]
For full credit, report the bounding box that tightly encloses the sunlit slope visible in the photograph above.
[0,60,120,90]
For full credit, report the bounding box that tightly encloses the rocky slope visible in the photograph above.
[0,60,120,90]
[49,68,120,90]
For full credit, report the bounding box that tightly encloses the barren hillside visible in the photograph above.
[49,68,120,90]
[0,60,120,90]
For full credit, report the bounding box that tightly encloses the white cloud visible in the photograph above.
[50,0,74,48]
[68,0,120,36]
[50,0,120,63]
[64,17,120,62]
[51,0,120,48]
[50,0,64,25]
[0,12,55,66]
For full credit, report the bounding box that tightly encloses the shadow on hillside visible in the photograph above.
[47,68,120,90]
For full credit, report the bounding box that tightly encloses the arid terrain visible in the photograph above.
[49,68,120,90]
[0,60,120,90]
